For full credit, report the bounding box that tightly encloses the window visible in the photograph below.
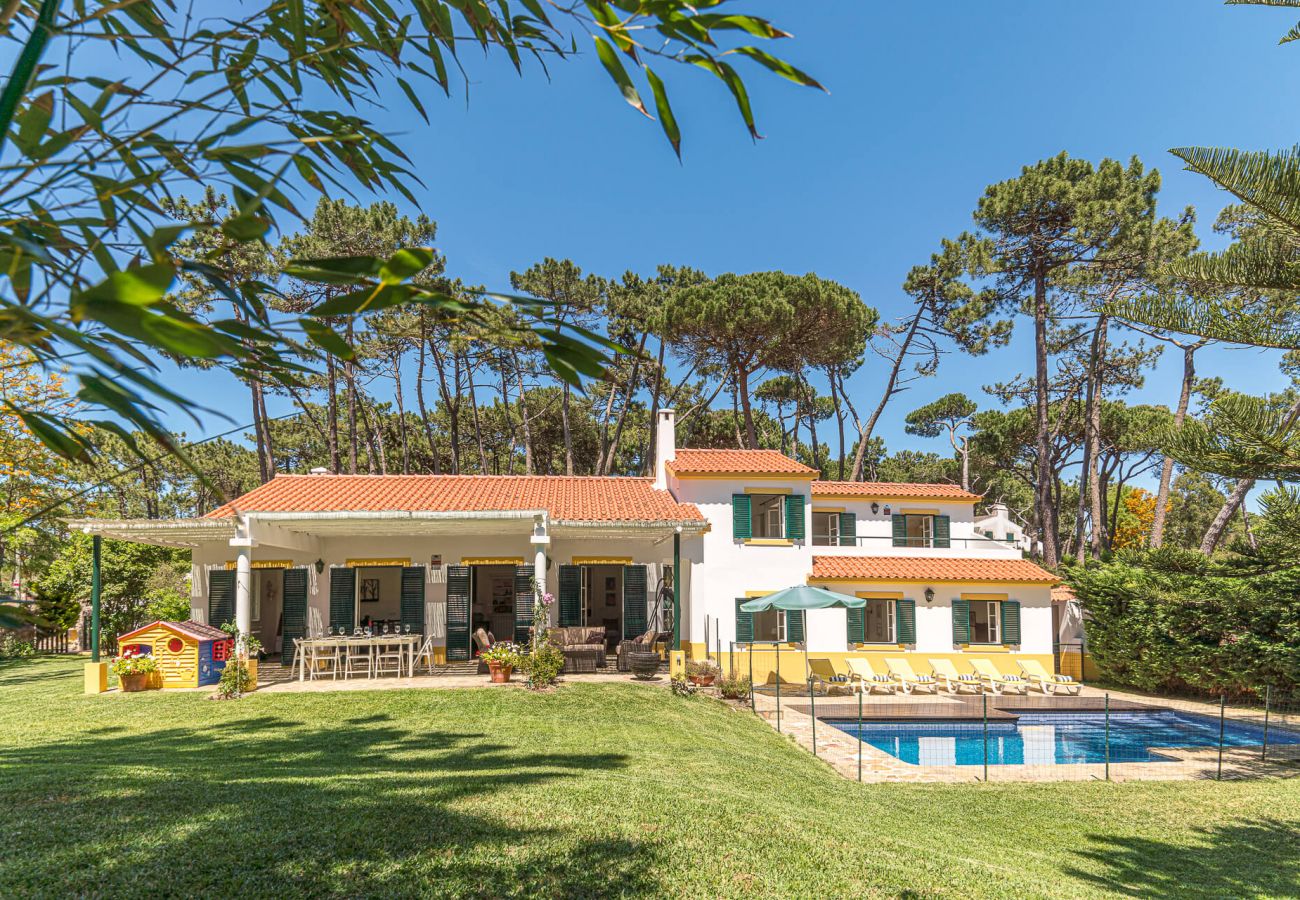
[751,494,785,538]
[864,598,895,643]
[970,600,1001,644]
[904,514,933,547]
[812,511,840,546]
[752,609,785,641]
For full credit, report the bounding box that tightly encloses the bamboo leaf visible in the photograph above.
[592,35,651,118]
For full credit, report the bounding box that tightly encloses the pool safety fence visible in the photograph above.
[728,643,1299,782]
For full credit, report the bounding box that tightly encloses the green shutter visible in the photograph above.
[514,566,534,644]
[558,565,582,627]
[445,565,471,661]
[735,598,753,643]
[951,598,970,645]
[328,567,355,632]
[281,568,307,665]
[846,605,865,644]
[208,569,234,628]
[891,514,906,547]
[1001,600,1021,645]
[934,515,951,548]
[732,494,752,541]
[785,494,805,541]
[785,609,805,643]
[896,599,916,644]
[839,511,856,547]
[623,564,648,639]
[401,566,425,635]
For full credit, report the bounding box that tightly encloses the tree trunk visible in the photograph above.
[514,352,535,475]
[1083,315,1109,557]
[1032,263,1059,566]
[1201,478,1254,554]
[393,355,410,474]
[849,304,925,481]
[829,366,846,480]
[326,353,341,473]
[737,365,757,449]
[345,322,358,474]
[643,339,667,476]
[601,331,647,476]
[1150,341,1203,548]
[560,382,575,475]
[415,320,441,475]
[804,377,820,475]
[430,343,460,474]
[250,379,274,483]
[468,369,490,475]
[1241,503,1258,551]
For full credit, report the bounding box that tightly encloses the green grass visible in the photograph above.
[0,658,1296,898]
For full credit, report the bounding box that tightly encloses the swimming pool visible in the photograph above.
[825,710,1300,766]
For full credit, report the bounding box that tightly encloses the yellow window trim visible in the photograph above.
[460,557,525,567]
[961,592,1009,601]
[812,506,845,513]
[959,645,1011,653]
[744,538,793,547]
[346,558,411,568]
[898,507,940,516]
[223,559,293,570]
[572,556,632,566]
[852,643,907,650]
[744,486,792,495]
[855,591,904,599]
[744,589,774,598]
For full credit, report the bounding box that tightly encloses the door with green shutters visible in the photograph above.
[732,494,752,541]
[401,567,425,635]
[445,565,471,661]
[558,564,582,626]
[208,569,234,628]
[623,564,648,639]
[281,568,307,665]
[329,567,355,632]
[514,566,534,644]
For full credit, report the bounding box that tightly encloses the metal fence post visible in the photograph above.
[748,643,755,714]
[1262,685,1271,762]
[729,641,734,679]
[809,678,817,757]
[1104,693,1111,782]
[1217,694,1226,781]
[857,688,863,782]
[982,692,989,782]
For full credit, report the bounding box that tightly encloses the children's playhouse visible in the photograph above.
[116,620,234,688]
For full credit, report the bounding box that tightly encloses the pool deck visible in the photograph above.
[738,684,1300,783]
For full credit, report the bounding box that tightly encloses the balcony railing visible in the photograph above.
[809,534,1021,551]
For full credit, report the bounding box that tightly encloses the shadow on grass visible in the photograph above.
[0,709,650,896]
[1064,818,1300,898]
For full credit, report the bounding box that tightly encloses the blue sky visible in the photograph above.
[168,0,1297,469]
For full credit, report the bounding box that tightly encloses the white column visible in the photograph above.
[531,514,551,626]
[235,544,252,638]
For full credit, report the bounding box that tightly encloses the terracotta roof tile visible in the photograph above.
[811,555,1058,584]
[667,449,817,476]
[1051,585,1077,602]
[812,481,981,501]
[205,475,703,524]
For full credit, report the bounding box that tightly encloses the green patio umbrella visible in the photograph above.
[738,585,866,612]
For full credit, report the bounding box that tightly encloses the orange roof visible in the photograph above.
[812,481,981,501]
[205,475,703,524]
[667,449,817,477]
[1051,585,1077,602]
[811,556,1058,584]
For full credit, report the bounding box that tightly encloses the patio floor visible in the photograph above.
[254,656,664,693]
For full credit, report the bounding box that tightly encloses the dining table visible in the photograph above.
[296,633,421,682]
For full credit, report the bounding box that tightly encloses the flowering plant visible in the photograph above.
[479,641,521,667]
[110,650,159,677]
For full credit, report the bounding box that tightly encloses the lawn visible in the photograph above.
[0,658,1296,898]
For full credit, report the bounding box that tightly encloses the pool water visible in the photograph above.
[826,710,1300,766]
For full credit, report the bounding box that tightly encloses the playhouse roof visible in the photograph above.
[118,619,230,643]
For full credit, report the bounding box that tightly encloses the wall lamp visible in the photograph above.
[924,587,935,604]
[870,502,880,515]
[314,558,325,574]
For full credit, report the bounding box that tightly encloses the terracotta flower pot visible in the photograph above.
[688,674,716,687]
[119,673,150,693]
[487,661,513,684]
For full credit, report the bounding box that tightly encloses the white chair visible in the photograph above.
[375,639,404,677]
[342,642,373,679]
[413,635,438,673]
[306,640,340,681]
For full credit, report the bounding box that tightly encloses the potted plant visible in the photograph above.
[480,641,521,684]
[686,659,721,687]
[111,651,159,692]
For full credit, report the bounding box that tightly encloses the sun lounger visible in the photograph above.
[807,658,853,695]
[1017,658,1081,695]
[929,658,983,694]
[845,658,897,694]
[969,658,1028,695]
[885,657,939,694]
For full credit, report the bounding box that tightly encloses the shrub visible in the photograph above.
[520,643,564,689]
[685,659,720,679]
[216,660,255,698]
[718,674,752,700]
[0,635,35,660]
[1068,553,1300,697]
[670,673,697,697]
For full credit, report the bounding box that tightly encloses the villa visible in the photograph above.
[71,411,1058,679]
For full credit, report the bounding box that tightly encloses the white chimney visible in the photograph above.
[653,409,676,490]
[309,467,329,476]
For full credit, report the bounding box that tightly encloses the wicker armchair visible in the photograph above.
[616,629,670,672]
[548,626,607,673]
